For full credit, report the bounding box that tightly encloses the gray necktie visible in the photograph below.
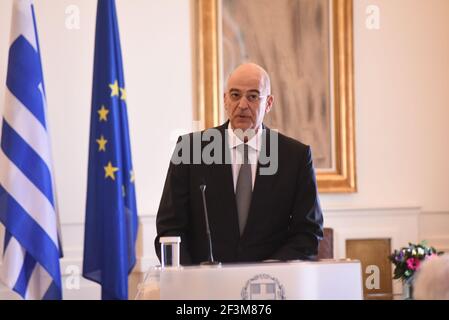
[236,143,252,236]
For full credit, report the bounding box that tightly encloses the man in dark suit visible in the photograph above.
[155,63,323,265]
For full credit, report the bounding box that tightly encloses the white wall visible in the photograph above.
[321,0,449,263]
[321,0,449,213]
[1,0,449,299]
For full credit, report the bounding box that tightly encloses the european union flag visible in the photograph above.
[83,0,138,300]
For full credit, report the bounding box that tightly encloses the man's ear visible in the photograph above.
[265,95,274,114]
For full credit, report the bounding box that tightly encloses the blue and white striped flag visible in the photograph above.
[0,0,62,300]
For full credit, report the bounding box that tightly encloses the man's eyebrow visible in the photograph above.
[229,88,261,94]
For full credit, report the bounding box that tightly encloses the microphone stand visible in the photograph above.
[199,184,221,266]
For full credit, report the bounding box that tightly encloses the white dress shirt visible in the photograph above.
[227,122,262,192]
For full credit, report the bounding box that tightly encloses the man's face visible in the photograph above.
[224,67,273,132]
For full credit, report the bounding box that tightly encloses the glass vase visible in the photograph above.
[403,277,414,300]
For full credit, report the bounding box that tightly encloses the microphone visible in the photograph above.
[199,184,221,266]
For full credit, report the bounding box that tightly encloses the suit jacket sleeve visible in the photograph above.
[154,136,193,265]
[269,146,324,261]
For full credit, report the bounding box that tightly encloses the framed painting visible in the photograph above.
[193,0,356,193]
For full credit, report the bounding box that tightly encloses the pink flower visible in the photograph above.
[406,257,420,270]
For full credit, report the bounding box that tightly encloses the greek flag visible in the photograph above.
[0,0,62,300]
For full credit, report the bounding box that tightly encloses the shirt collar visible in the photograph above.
[227,122,263,151]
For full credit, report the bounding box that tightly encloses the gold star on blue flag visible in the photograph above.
[83,0,138,300]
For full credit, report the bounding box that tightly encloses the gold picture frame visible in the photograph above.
[193,0,356,193]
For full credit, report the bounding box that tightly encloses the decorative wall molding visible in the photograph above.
[324,206,420,256]
[419,211,449,215]
[323,205,421,215]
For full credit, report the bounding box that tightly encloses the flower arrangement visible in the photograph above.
[389,241,442,282]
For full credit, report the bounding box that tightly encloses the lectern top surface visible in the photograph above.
[161,259,360,271]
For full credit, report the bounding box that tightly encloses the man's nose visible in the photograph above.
[237,96,250,109]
